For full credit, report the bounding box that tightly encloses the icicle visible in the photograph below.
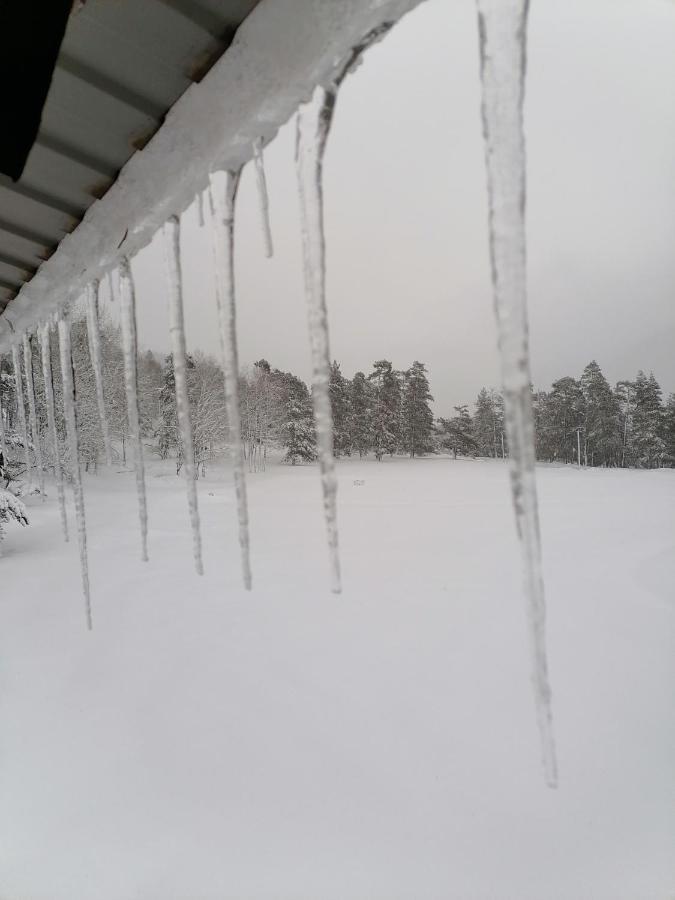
[476,0,557,788]
[0,383,7,462]
[252,138,273,257]
[39,323,69,542]
[162,215,204,575]
[85,280,113,465]
[118,257,149,562]
[23,332,45,499]
[208,169,252,590]
[295,86,341,594]
[196,189,205,228]
[57,316,92,630]
[107,270,116,303]
[11,344,31,488]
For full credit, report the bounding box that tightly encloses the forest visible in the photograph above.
[1,311,675,504]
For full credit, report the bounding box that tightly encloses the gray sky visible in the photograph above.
[122,0,675,412]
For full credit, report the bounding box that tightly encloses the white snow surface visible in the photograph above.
[0,457,673,899]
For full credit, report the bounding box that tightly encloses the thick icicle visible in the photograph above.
[162,215,204,575]
[295,86,341,594]
[118,257,149,562]
[11,344,31,487]
[252,138,273,258]
[0,381,7,461]
[23,332,45,498]
[85,280,113,465]
[107,270,116,303]
[57,316,92,630]
[39,323,69,542]
[196,189,205,228]
[208,169,252,590]
[476,0,557,787]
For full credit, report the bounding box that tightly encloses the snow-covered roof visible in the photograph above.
[0,0,423,351]
[0,0,260,316]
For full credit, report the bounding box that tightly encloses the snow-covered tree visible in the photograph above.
[189,353,227,475]
[240,359,277,472]
[473,387,504,458]
[0,489,28,545]
[138,350,164,437]
[614,380,635,468]
[401,360,434,457]
[579,361,620,467]
[663,392,675,467]
[329,360,351,457]
[631,371,664,468]
[368,360,401,461]
[540,377,584,464]
[348,371,373,458]
[436,405,477,458]
[281,396,316,464]
[71,318,105,471]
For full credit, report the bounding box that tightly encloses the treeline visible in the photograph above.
[0,315,437,478]
[240,358,435,465]
[444,361,675,468]
[1,311,674,486]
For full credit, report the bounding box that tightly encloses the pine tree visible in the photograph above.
[614,380,634,468]
[281,396,316,464]
[493,391,506,457]
[663,393,675,466]
[542,377,584,464]
[437,405,477,458]
[368,360,401,461]
[348,371,373,458]
[158,354,178,459]
[328,360,351,457]
[71,318,105,471]
[580,360,620,467]
[401,360,434,457]
[240,359,274,472]
[138,350,164,437]
[631,371,664,467]
[473,388,503,457]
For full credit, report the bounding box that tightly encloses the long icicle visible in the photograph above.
[476,0,557,787]
[11,344,31,488]
[23,332,45,499]
[0,377,8,462]
[252,138,274,258]
[196,189,205,228]
[208,169,252,590]
[58,315,92,630]
[162,214,204,575]
[39,322,69,542]
[119,257,149,562]
[295,86,341,594]
[85,280,113,465]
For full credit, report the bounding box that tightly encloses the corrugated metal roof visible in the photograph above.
[0,0,260,314]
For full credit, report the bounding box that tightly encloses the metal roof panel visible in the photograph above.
[0,0,262,318]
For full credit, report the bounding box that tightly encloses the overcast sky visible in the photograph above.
[118,0,675,412]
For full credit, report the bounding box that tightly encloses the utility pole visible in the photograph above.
[576,427,582,469]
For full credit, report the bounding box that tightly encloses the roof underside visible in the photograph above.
[0,0,260,313]
[0,0,425,351]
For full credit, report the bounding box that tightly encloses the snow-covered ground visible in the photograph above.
[1,457,673,900]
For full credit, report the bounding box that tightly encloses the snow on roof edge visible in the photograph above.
[0,0,425,352]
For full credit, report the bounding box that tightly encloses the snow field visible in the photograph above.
[0,457,673,899]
